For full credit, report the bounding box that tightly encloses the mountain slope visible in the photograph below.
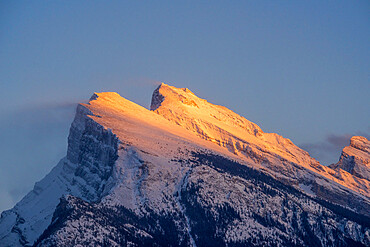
[35,154,370,246]
[0,84,369,246]
[151,84,370,198]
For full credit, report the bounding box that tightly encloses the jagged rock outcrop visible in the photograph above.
[0,85,369,246]
[330,136,370,181]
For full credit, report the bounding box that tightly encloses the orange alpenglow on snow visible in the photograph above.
[83,83,369,198]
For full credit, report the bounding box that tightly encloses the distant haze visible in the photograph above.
[0,1,369,212]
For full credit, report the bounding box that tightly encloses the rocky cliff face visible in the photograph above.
[0,103,119,246]
[67,103,119,201]
[330,136,370,181]
[0,85,369,246]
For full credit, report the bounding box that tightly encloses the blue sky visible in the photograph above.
[0,1,369,212]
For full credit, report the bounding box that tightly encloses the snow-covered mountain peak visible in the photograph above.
[1,86,370,247]
[81,89,370,200]
[150,83,197,111]
[80,91,237,161]
[148,84,370,197]
[150,83,262,136]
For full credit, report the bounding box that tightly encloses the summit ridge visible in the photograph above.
[150,83,370,197]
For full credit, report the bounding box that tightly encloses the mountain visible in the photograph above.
[330,136,370,181]
[0,83,369,246]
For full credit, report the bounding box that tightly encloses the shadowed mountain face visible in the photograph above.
[0,84,369,247]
